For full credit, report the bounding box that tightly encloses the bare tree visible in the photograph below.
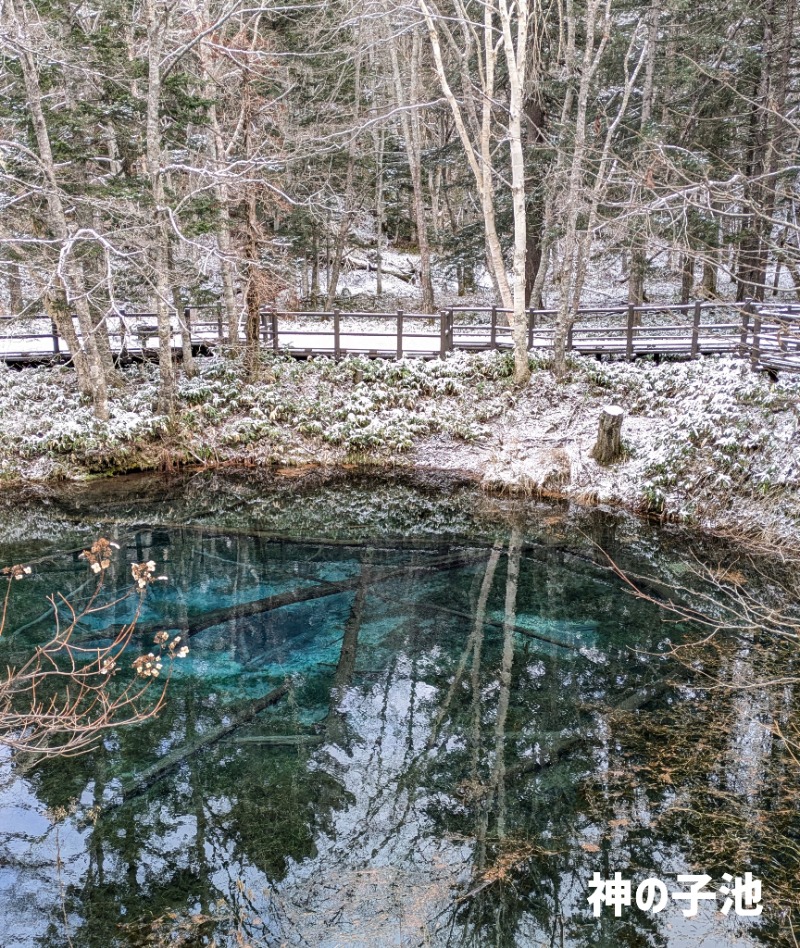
[388,25,435,312]
[418,0,531,383]
[144,0,178,414]
[1,0,111,418]
[550,1,647,377]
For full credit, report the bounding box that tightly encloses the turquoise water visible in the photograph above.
[0,472,792,947]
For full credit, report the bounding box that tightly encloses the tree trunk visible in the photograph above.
[418,0,513,311]
[174,301,194,379]
[85,551,483,646]
[627,0,659,308]
[245,269,260,378]
[389,29,435,313]
[8,260,23,315]
[115,682,291,805]
[372,125,385,298]
[591,406,624,464]
[628,249,646,307]
[310,225,320,307]
[325,563,370,746]
[145,0,175,415]
[325,45,362,310]
[735,0,788,303]
[43,289,91,392]
[523,95,547,310]
[324,182,354,311]
[553,0,640,376]
[192,0,238,342]
[491,524,522,837]
[242,76,261,379]
[500,0,531,385]
[168,244,196,378]
[702,258,717,298]
[552,0,609,378]
[8,0,109,417]
[300,254,308,300]
[680,254,694,305]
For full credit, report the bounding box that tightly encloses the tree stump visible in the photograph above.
[591,405,624,464]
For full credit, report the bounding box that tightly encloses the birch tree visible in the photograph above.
[417,0,531,383]
[144,0,178,414]
[190,0,241,343]
[550,0,648,378]
[388,25,435,313]
[1,0,111,418]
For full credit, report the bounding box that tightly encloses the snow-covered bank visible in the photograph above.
[0,351,797,545]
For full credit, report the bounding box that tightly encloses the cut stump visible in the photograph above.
[591,405,624,464]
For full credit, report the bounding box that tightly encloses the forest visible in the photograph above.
[0,0,798,416]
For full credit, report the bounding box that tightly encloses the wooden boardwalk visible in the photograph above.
[1,300,799,373]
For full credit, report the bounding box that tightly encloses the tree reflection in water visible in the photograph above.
[0,472,794,947]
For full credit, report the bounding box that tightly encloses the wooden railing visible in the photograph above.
[746,304,800,375]
[254,300,796,365]
[1,299,798,373]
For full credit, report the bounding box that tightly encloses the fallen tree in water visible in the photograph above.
[87,550,487,644]
[111,680,291,807]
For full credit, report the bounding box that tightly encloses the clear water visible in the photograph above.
[0,472,793,947]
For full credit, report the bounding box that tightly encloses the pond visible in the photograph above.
[0,471,796,947]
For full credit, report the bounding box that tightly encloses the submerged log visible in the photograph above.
[178,551,482,638]
[229,734,324,746]
[591,405,624,464]
[113,681,290,805]
[84,551,484,645]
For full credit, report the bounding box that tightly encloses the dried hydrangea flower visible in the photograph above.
[131,561,168,590]
[80,538,120,573]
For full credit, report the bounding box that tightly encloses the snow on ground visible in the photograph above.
[0,349,797,546]
[322,246,796,310]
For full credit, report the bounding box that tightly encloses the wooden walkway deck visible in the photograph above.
[1,300,799,373]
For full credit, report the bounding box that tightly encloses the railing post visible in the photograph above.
[567,323,574,352]
[690,300,702,358]
[216,303,223,340]
[625,304,635,360]
[750,304,762,371]
[528,309,534,350]
[448,308,454,351]
[490,306,497,349]
[396,309,403,359]
[439,310,447,359]
[270,308,278,352]
[333,308,341,360]
[779,314,789,352]
[51,318,60,356]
